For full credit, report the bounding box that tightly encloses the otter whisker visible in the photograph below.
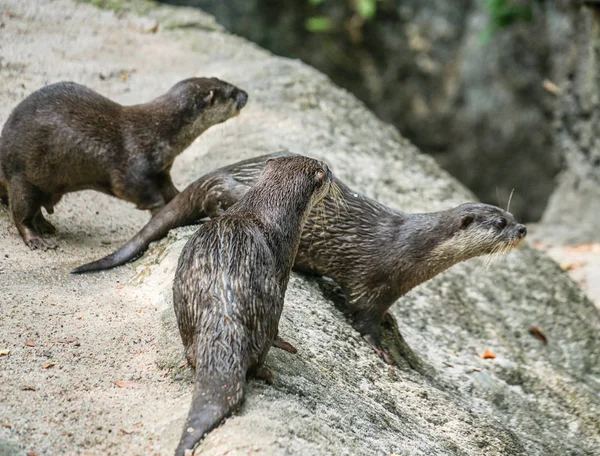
[507,188,515,213]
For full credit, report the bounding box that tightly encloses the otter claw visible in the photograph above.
[26,236,57,251]
[363,334,394,365]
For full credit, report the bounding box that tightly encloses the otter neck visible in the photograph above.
[125,96,206,167]
[242,188,315,278]
[389,211,462,296]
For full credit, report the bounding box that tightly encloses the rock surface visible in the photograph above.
[0,1,599,456]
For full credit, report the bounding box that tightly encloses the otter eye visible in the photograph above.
[315,169,325,181]
[460,215,473,229]
[495,217,507,229]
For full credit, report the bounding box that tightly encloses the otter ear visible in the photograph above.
[204,90,214,105]
[460,215,474,229]
[315,168,325,181]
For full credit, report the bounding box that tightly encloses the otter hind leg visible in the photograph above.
[272,336,298,354]
[33,212,56,235]
[9,177,57,250]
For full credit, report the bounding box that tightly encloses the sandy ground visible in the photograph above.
[1,1,599,456]
[0,0,243,454]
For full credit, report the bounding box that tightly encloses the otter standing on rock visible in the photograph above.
[74,152,527,363]
[172,155,332,455]
[0,77,247,250]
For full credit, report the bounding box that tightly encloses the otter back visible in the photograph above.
[171,155,331,454]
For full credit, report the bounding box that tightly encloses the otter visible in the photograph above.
[172,155,332,455]
[0,78,247,250]
[73,152,527,363]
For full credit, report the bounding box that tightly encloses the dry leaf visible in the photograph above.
[57,337,77,344]
[41,362,55,369]
[470,367,482,372]
[0,349,9,357]
[1,421,11,428]
[22,385,36,391]
[120,71,128,82]
[114,380,137,388]
[542,79,561,95]
[481,349,496,359]
[26,451,38,456]
[24,339,36,347]
[528,325,548,345]
[120,428,135,435]
[563,243,600,254]
[560,261,586,271]
[442,361,454,367]
[178,360,187,369]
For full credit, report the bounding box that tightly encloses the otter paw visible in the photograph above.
[26,237,57,251]
[363,334,394,365]
[254,366,274,385]
[272,337,298,354]
[34,218,57,235]
[372,344,394,365]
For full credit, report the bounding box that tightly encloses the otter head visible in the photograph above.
[260,156,333,219]
[168,77,248,141]
[438,202,527,264]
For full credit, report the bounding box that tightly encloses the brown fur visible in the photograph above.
[74,152,527,364]
[0,78,247,250]
[172,155,332,454]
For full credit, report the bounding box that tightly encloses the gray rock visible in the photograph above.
[537,1,600,244]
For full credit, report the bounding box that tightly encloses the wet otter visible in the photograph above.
[73,152,527,362]
[172,155,332,455]
[0,78,247,250]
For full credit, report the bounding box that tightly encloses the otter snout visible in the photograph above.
[516,224,527,238]
[233,89,248,110]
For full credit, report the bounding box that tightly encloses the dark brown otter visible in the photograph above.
[73,152,527,363]
[172,155,332,455]
[0,78,247,250]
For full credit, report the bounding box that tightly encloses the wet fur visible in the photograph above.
[75,152,526,361]
[172,156,331,454]
[0,78,247,250]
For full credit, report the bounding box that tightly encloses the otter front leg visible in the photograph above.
[112,172,167,215]
[351,304,394,364]
[351,300,423,371]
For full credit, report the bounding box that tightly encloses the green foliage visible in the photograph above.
[305,15,334,33]
[481,0,533,42]
[305,0,378,33]
[356,0,377,20]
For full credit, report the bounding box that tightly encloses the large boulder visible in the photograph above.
[0,1,598,455]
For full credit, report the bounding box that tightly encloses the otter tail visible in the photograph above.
[71,191,204,274]
[175,368,246,456]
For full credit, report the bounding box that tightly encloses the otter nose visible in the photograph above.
[235,90,248,110]
[517,224,527,237]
